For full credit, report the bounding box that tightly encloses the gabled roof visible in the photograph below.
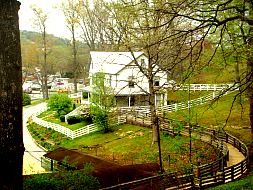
[90,51,144,75]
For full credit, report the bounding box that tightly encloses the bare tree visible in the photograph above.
[105,0,195,144]
[0,1,24,189]
[60,0,80,93]
[160,0,253,135]
[31,6,50,99]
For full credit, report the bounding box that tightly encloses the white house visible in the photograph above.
[88,51,168,107]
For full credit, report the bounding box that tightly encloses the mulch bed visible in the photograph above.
[44,147,161,188]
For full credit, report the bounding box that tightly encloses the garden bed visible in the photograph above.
[28,119,218,172]
[38,110,92,131]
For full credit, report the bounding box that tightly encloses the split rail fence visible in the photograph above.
[100,128,248,190]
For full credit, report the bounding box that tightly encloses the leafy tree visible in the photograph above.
[0,1,24,189]
[90,72,116,133]
[48,93,73,116]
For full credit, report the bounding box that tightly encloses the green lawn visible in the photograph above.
[168,92,249,127]
[28,120,217,172]
[208,175,253,190]
[24,99,46,108]
[167,92,252,146]
[38,110,91,130]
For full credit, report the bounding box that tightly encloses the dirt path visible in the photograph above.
[23,103,47,175]
[226,143,245,167]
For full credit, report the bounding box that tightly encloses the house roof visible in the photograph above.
[90,51,144,75]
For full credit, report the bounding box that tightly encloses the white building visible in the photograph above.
[88,51,168,107]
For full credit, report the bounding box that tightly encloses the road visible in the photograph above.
[23,103,47,175]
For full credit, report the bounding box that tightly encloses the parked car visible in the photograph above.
[57,88,68,93]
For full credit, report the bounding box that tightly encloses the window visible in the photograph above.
[154,76,160,86]
[109,75,112,86]
[128,76,135,88]
[141,59,146,68]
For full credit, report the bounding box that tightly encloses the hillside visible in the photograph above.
[20,30,70,46]
[20,30,90,79]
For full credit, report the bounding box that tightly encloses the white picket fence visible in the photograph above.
[119,86,237,116]
[31,106,98,139]
[31,83,238,139]
[68,91,82,99]
[176,83,237,91]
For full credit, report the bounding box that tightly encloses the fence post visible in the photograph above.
[231,166,234,181]
[51,160,54,171]
[222,170,225,183]
[226,150,229,162]
[241,162,244,175]
[212,130,215,136]
[197,162,200,178]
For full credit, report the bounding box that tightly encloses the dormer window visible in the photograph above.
[154,76,160,86]
[128,76,135,88]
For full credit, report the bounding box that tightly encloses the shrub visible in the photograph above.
[67,115,82,125]
[84,115,92,123]
[23,174,64,190]
[48,94,73,116]
[60,115,65,122]
[23,171,100,190]
[83,91,89,99]
[23,93,31,106]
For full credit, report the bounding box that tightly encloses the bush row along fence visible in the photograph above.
[31,106,98,139]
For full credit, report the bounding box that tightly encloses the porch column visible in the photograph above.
[128,96,131,107]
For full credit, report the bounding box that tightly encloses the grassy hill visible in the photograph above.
[167,90,251,145]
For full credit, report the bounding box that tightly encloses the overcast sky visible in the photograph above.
[18,0,71,39]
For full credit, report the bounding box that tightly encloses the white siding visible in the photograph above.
[89,52,168,106]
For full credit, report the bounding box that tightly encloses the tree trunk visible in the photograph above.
[0,1,24,189]
[43,26,48,99]
[247,11,253,136]
[72,25,78,93]
[248,51,253,136]
[149,79,158,144]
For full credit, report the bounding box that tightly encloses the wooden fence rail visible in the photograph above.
[99,124,248,190]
